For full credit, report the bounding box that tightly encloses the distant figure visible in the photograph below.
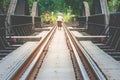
[57,13,63,30]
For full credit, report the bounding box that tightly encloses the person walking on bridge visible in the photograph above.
[57,12,63,30]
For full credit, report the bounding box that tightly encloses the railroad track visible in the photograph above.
[5,24,57,80]
[63,24,106,80]
[5,24,106,80]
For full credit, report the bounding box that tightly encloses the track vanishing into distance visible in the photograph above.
[3,24,106,80]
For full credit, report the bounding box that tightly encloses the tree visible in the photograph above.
[108,0,120,12]
[2,0,10,13]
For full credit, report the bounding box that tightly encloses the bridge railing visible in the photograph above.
[0,14,6,37]
[106,12,120,51]
[34,16,41,28]
[87,14,105,35]
[77,14,105,35]
[10,15,33,36]
[0,14,6,49]
[77,16,86,28]
[0,14,17,50]
[77,13,120,51]
[0,14,41,50]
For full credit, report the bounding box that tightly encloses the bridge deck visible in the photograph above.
[35,28,76,80]
[80,41,120,80]
[0,41,38,79]
[71,30,120,79]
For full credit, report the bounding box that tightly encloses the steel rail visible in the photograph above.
[79,44,106,80]
[63,25,90,80]
[63,24,106,80]
[5,24,57,80]
[20,25,56,80]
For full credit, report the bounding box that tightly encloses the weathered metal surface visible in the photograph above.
[5,0,17,36]
[87,14,105,35]
[77,16,87,28]
[107,13,120,51]
[80,1,90,16]
[10,15,33,36]
[32,2,39,17]
[15,0,29,15]
[99,0,110,34]
[34,17,41,28]
[91,0,102,14]
[32,2,41,28]
[77,14,106,35]
[5,0,30,36]
[0,14,6,36]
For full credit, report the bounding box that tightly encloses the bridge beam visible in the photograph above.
[80,1,90,16]
[91,0,109,34]
[32,2,40,28]
[80,1,90,29]
[0,0,3,14]
[91,0,102,14]
[99,0,109,34]
[5,0,30,36]
[32,2,39,17]
[15,0,29,15]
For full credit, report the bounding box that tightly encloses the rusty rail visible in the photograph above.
[5,23,106,80]
[63,24,106,80]
[5,24,57,80]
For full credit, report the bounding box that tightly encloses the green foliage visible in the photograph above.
[27,0,34,13]
[41,11,52,23]
[3,0,10,12]
[108,0,120,12]
[35,0,83,15]
[88,0,93,12]
[40,10,74,23]
[2,0,85,15]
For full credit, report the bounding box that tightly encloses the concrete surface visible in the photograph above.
[36,28,76,80]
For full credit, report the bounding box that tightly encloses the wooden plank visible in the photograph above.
[0,41,38,79]
[36,31,49,37]
[36,27,75,80]
[76,35,106,41]
[71,31,84,37]
[79,41,120,80]
[34,28,50,32]
[6,36,41,41]
[69,28,86,31]
[77,35,106,38]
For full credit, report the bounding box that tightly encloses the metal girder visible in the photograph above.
[91,0,102,14]
[5,0,30,36]
[25,0,30,15]
[32,2,40,29]
[80,1,90,29]
[6,0,30,15]
[0,0,3,14]
[80,1,90,16]
[5,0,18,36]
[15,0,29,15]
[91,0,109,34]
[99,0,109,34]
[32,2,39,17]
[91,0,109,14]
